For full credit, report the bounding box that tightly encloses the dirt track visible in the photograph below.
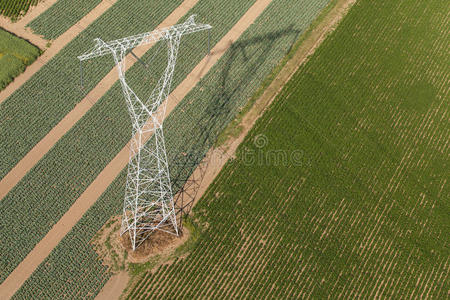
[8,0,58,27]
[95,272,129,300]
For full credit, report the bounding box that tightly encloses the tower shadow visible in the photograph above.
[167,25,300,230]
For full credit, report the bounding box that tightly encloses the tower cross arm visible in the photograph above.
[77,15,211,61]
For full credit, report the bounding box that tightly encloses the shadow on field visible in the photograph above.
[168,25,300,228]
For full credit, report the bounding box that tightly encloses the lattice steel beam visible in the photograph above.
[78,15,211,250]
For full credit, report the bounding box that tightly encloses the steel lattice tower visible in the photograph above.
[78,16,211,250]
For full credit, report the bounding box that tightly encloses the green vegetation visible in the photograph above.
[215,0,339,148]
[0,0,39,20]
[27,0,102,40]
[11,182,120,299]
[6,0,447,298]
[126,0,450,298]
[0,28,40,89]
[11,0,330,298]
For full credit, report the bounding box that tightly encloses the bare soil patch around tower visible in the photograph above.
[92,215,191,273]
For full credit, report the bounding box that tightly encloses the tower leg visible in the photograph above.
[121,124,178,250]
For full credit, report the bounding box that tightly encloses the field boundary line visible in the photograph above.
[0,0,199,202]
[0,0,273,298]
[0,17,48,49]
[0,0,118,105]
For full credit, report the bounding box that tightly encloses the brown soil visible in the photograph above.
[6,0,58,26]
[123,229,190,263]
[93,216,190,300]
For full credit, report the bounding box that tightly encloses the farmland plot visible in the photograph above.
[0,0,185,283]
[126,0,449,298]
[3,0,260,289]
[0,28,41,90]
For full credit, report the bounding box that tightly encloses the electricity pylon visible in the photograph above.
[78,15,211,250]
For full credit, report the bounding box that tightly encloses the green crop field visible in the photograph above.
[124,0,449,298]
[0,0,39,20]
[0,0,186,284]
[0,28,40,90]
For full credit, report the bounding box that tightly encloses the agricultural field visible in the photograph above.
[3,0,330,298]
[124,0,449,298]
[0,0,447,298]
[0,0,39,20]
[0,28,40,90]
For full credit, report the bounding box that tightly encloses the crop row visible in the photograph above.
[27,0,102,40]
[0,28,41,63]
[11,0,332,298]
[11,171,123,300]
[0,0,38,20]
[128,0,450,298]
